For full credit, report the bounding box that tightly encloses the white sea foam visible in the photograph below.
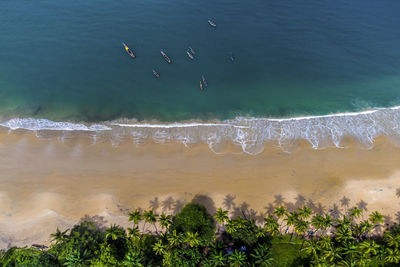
[1,106,400,154]
[0,118,111,131]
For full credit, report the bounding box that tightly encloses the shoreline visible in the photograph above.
[2,103,400,154]
[1,131,400,248]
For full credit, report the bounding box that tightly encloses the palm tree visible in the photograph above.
[64,249,90,267]
[323,214,332,229]
[336,215,352,228]
[255,226,267,238]
[264,215,279,236]
[384,231,400,248]
[128,209,142,225]
[294,219,309,238]
[369,211,384,225]
[385,248,400,264]
[127,226,141,240]
[143,210,158,233]
[359,240,380,256]
[354,220,372,240]
[250,246,274,266]
[311,214,325,235]
[285,212,298,236]
[228,250,247,267]
[295,219,310,249]
[167,230,182,247]
[274,205,287,218]
[159,212,172,231]
[50,228,69,244]
[105,224,126,241]
[184,232,201,248]
[349,207,363,219]
[122,250,144,267]
[301,240,319,261]
[337,241,361,264]
[226,217,246,234]
[298,206,312,220]
[215,208,229,225]
[317,235,332,250]
[322,246,342,264]
[225,221,238,234]
[274,206,287,231]
[153,240,166,255]
[334,226,354,244]
[210,251,227,266]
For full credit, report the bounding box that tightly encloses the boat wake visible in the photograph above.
[1,106,400,154]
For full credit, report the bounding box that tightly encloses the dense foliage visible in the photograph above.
[1,201,400,266]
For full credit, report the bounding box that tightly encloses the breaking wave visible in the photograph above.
[1,106,400,154]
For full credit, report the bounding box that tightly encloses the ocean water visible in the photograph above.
[1,0,400,152]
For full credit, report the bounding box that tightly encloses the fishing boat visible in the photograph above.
[160,50,172,64]
[202,75,208,86]
[186,51,194,60]
[189,46,195,54]
[230,52,235,62]
[208,20,217,27]
[200,81,204,90]
[122,42,136,58]
[152,69,160,78]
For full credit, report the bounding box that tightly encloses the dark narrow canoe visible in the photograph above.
[152,69,160,78]
[160,50,172,63]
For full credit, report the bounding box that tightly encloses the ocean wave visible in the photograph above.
[0,118,112,131]
[1,106,400,154]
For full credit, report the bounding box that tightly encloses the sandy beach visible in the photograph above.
[1,129,400,249]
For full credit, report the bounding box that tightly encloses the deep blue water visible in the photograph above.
[1,0,400,122]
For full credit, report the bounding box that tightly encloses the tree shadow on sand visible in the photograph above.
[294,194,307,209]
[274,194,284,206]
[223,194,236,211]
[162,196,175,212]
[79,215,108,231]
[340,196,351,209]
[149,197,160,212]
[191,194,216,216]
[396,188,400,198]
[141,194,394,231]
[357,200,368,212]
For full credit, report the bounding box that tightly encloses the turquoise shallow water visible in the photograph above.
[1,0,400,122]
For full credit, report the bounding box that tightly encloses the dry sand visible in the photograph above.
[1,130,400,249]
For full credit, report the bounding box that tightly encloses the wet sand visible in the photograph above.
[1,130,400,248]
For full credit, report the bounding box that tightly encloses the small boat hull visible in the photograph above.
[202,75,208,87]
[152,69,160,78]
[160,50,172,64]
[200,81,204,90]
[208,20,217,27]
[122,42,136,58]
[187,51,194,60]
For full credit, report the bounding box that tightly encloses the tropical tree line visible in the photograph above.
[1,202,400,266]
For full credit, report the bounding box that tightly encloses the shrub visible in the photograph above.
[170,203,215,243]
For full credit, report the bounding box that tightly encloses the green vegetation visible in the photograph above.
[1,201,400,266]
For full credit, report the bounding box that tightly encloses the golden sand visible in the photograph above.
[1,130,400,248]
